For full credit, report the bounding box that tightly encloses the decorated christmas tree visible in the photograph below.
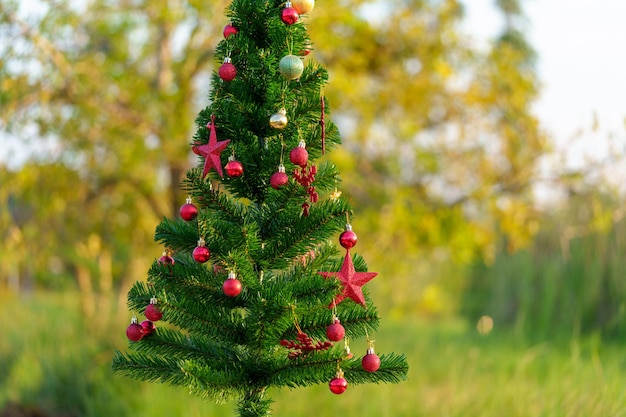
[112,0,408,415]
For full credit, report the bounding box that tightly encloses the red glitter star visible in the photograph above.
[192,115,231,178]
[318,251,377,307]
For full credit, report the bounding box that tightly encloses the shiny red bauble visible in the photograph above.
[223,277,242,297]
[326,318,345,342]
[270,166,289,189]
[223,24,238,38]
[329,375,348,395]
[219,59,237,82]
[225,159,244,177]
[141,320,156,336]
[339,227,357,249]
[145,303,163,322]
[126,318,144,341]
[289,142,308,167]
[192,245,211,263]
[179,201,198,221]
[281,6,299,24]
[361,348,381,372]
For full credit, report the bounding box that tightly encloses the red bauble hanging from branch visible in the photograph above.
[362,346,381,372]
[329,370,348,395]
[192,238,211,263]
[270,165,289,189]
[126,317,144,342]
[218,57,237,81]
[225,155,244,178]
[289,140,308,168]
[179,197,198,221]
[326,316,345,342]
[223,272,242,297]
[223,23,238,38]
[281,1,299,24]
[145,297,163,322]
[339,224,358,249]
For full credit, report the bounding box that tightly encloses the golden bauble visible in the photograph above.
[292,0,315,14]
[269,108,288,129]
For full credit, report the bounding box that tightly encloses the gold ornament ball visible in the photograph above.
[269,108,288,129]
[292,0,315,14]
[279,54,304,80]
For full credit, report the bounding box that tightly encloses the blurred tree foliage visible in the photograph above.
[1,0,549,316]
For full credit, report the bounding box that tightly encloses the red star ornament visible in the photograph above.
[318,251,378,307]
[192,115,231,178]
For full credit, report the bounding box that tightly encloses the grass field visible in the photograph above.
[2,292,626,417]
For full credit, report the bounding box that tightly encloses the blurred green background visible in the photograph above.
[2,0,626,416]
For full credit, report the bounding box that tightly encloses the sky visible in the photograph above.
[465,0,626,169]
[2,1,625,173]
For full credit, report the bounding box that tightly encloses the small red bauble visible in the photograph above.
[326,317,345,342]
[219,57,237,82]
[270,165,289,189]
[281,2,299,24]
[126,317,144,342]
[179,197,198,221]
[158,252,175,265]
[362,347,381,372]
[141,320,155,336]
[289,141,308,168]
[193,238,211,263]
[225,156,244,177]
[339,224,357,249]
[145,298,163,321]
[223,24,238,38]
[329,371,348,395]
[223,272,242,297]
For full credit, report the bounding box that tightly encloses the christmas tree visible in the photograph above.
[112,0,408,415]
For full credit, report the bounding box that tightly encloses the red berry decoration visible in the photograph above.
[281,2,299,24]
[225,155,244,177]
[223,23,238,38]
[289,140,308,168]
[270,165,289,189]
[126,317,144,342]
[219,57,237,82]
[362,347,381,372]
[141,320,156,336]
[326,316,345,342]
[339,224,357,249]
[192,238,211,263]
[145,297,163,321]
[223,272,242,297]
[329,370,348,395]
[179,197,198,221]
[158,251,175,265]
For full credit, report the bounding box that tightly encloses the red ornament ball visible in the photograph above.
[270,167,289,189]
[281,6,299,24]
[223,24,238,38]
[289,143,308,167]
[223,277,242,297]
[339,228,357,249]
[329,375,348,395]
[179,202,198,221]
[362,349,381,372]
[145,303,163,322]
[193,245,211,263]
[126,318,144,342]
[141,320,155,336]
[158,253,175,265]
[225,159,244,177]
[326,319,345,342]
[219,60,237,82]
